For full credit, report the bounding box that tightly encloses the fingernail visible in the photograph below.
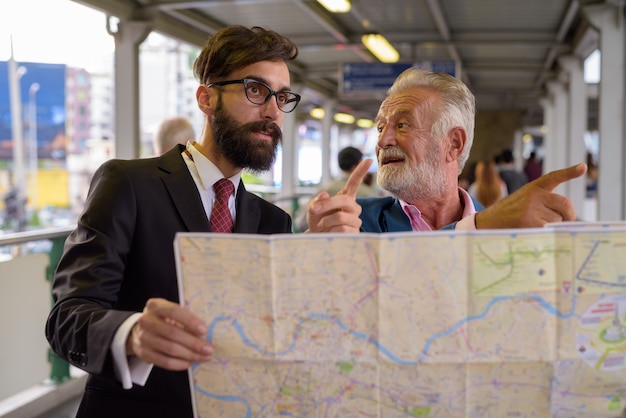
[202,344,213,354]
[312,204,321,213]
[197,324,208,334]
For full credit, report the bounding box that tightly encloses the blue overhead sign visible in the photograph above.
[340,61,458,96]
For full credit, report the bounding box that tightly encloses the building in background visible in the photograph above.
[0,33,203,230]
[139,34,202,156]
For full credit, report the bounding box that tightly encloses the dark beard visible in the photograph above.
[212,100,282,173]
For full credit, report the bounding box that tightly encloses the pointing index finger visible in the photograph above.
[338,159,373,197]
[534,162,587,192]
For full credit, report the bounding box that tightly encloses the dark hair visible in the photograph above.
[193,25,299,85]
[500,149,515,163]
[338,146,363,171]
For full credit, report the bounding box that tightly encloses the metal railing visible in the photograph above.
[0,226,74,247]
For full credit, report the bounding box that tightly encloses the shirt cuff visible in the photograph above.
[111,312,154,389]
[455,214,477,231]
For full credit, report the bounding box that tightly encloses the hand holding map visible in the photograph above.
[127,298,213,370]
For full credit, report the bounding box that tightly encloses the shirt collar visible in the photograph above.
[458,187,478,217]
[185,141,241,195]
[400,187,478,231]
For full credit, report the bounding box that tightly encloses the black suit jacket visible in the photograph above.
[45,145,292,417]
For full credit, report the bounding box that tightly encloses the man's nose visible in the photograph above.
[260,96,281,121]
[377,125,397,148]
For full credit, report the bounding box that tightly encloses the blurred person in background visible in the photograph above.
[523,151,543,182]
[468,160,508,207]
[498,148,528,193]
[153,116,196,156]
[294,146,378,232]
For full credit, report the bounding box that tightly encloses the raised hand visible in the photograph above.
[476,163,587,229]
[126,298,213,370]
[306,158,373,233]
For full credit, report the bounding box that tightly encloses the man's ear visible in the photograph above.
[196,85,213,114]
[447,127,467,162]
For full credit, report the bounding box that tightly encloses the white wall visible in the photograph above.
[0,254,51,400]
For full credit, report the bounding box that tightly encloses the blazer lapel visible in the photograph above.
[159,146,210,232]
[234,181,262,233]
[383,199,413,232]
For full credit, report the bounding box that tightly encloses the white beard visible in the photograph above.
[377,146,449,201]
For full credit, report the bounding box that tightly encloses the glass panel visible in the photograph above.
[0,0,114,233]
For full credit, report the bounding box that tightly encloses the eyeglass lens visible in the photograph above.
[244,80,299,112]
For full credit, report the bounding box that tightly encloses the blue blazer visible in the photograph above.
[357,196,484,232]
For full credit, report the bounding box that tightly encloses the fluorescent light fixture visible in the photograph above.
[310,107,325,119]
[356,118,375,129]
[334,112,355,124]
[316,0,351,12]
[361,33,399,63]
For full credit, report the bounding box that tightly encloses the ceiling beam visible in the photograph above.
[534,0,580,90]
[424,0,469,87]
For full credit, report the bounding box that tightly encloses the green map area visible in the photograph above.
[175,225,626,417]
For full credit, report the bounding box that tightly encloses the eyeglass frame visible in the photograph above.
[207,78,301,113]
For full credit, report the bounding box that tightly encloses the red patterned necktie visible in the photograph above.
[210,178,234,233]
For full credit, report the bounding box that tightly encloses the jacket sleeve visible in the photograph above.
[45,159,138,381]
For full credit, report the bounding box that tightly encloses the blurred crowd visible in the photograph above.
[459,149,598,209]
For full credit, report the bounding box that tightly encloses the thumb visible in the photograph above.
[308,190,331,214]
[533,162,587,192]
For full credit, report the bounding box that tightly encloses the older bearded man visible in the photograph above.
[306,68,586,233]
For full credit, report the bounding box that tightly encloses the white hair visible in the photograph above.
[387,68,476,174]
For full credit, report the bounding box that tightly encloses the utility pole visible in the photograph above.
[7,36,27,230]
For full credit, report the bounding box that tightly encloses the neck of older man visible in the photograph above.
[407,185,464,230]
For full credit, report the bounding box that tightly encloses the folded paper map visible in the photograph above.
[175,225,626,417]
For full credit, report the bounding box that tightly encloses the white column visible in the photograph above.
[558,55,587,218]
[112,20,152,159]
[279,111,297,200]
[540,96,555,174]
[287,82,303,197]
[320,99,336,185]
[583,3,626,220]
[546,80,569,195]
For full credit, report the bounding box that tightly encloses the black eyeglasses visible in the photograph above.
[208,79,301,113]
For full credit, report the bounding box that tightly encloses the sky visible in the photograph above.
[0,0,114,72]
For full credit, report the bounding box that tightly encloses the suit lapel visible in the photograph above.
[384,199,413,232]
[234,181,262,233]
[159,146,211,232]
[157,147,265,234]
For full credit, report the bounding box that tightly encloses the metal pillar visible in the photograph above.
[558,55,588,218]
[583,3,626,221]
[111,19,152,159]
[546,80,569,195]
[321,99,336,185]
[280,110,297,200]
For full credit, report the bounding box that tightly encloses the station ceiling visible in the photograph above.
[71,0,601,126]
